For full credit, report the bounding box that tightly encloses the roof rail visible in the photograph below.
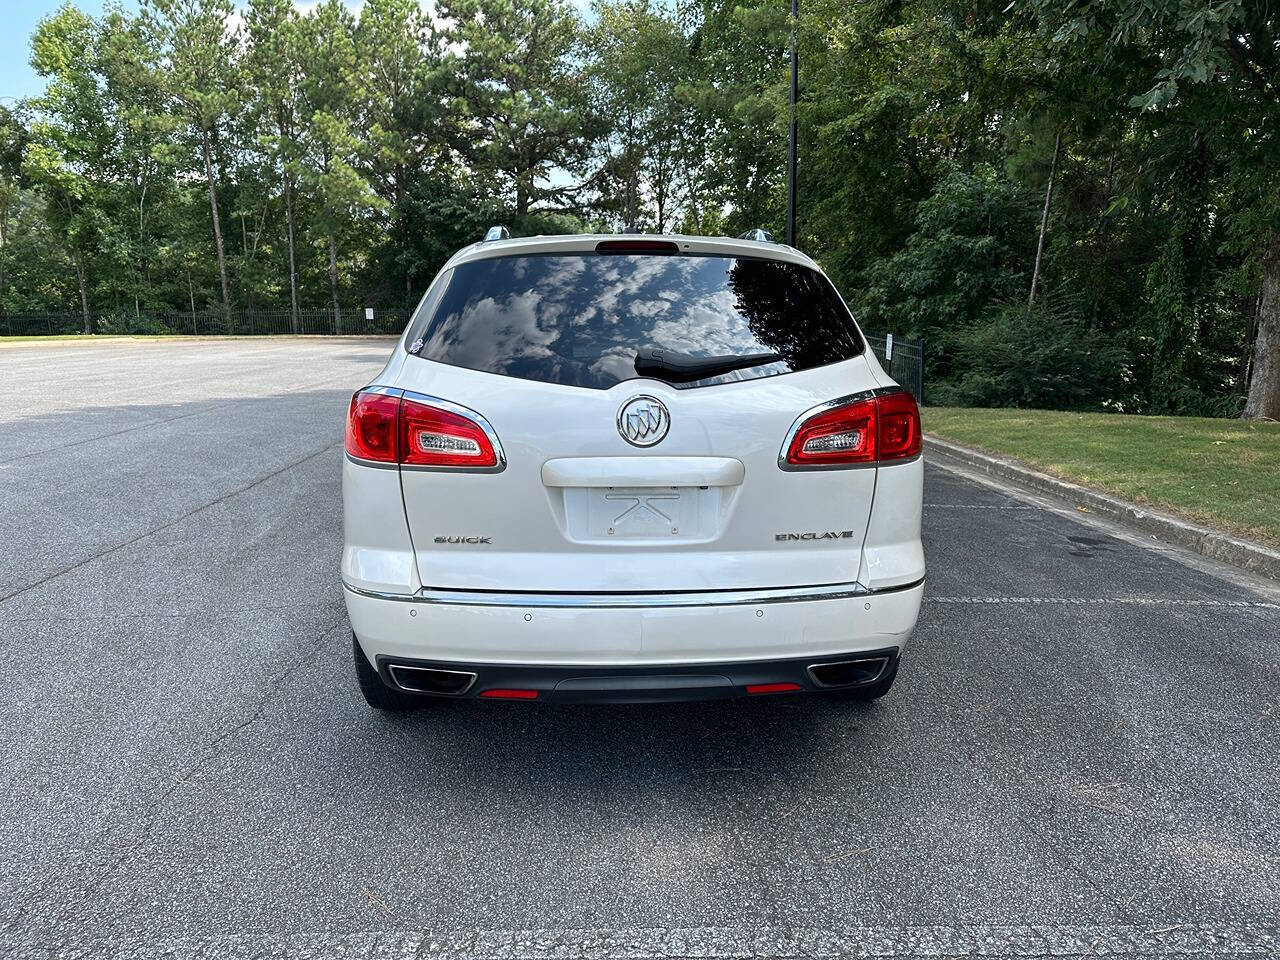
[483,225,511,242]
[737,228,774,243]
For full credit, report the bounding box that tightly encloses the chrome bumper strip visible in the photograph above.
[342,577,924,609]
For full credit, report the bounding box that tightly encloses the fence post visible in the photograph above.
[918,340,926,406]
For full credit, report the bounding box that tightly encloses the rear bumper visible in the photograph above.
[343,579,923,692]
[373,649,900,703]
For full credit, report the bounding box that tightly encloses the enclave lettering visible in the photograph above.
[775,531,856,542]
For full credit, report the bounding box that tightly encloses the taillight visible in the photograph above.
[874,390,922,461]
[399,395,498,468]
[345,389,502,470]
[782,390,920,469]
[345,391,400,463]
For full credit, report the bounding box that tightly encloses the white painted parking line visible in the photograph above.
[18,923,1280,959]
[926,596,1279,609]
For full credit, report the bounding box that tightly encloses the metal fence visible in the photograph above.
[865,333,926,403]
[1,306,415,338]
[3,308,926,399]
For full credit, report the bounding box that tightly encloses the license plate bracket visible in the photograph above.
[564,486,714,542]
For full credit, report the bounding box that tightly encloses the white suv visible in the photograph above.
[342,233,924,709]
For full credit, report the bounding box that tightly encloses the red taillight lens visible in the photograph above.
[480,688,539,699]
[345,390,501,469]
[783,390,920,468]
[785,396,878,466]
[345,391,400,463]
[399,395,498,468]
[875,390,922,461]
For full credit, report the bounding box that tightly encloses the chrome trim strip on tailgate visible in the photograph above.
[342,577,924,609]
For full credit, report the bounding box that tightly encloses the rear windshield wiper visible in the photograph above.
[634,347,783,384]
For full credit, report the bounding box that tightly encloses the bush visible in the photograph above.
[930,289,1126,410]
[857,166,1037,348]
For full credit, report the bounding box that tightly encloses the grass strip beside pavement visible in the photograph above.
[924,406,1280,548]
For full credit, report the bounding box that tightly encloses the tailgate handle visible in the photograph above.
[541,457,745,488]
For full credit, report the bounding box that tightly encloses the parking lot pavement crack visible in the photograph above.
[19,615,348,939]
[0,441,342,607]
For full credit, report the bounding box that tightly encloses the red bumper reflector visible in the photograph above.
[746,682,803,695]
[480,688,539,700]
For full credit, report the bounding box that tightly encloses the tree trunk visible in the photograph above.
[1028,131,1061,315]
[395,163,409,293]
[329,233,340,335]
[1243,232,1280,419]
[0,207,8,318]
[73,251,91,334]
[201,127,232,321]
[1240,289,1260,393]
[283,167,299,334]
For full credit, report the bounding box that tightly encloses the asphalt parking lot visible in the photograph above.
[1,338,1278,959]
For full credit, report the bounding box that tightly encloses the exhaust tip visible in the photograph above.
[807,656,890,689]
[387,664,477,696]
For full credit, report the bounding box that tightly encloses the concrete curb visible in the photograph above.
[926,434,1280,582]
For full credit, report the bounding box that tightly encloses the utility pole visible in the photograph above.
[785,0,798,247]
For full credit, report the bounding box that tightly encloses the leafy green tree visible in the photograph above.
[587,0,693,231]
[1026,0,1280,416]
[0,105,26,317]
[24,5,116,331]
[143,0,240,320]
[298,0,384,324]
[687,0,791,235]
[442,0,594,218]
[96,8,179,319]
[353,0,440,294]
[244,0,303,330]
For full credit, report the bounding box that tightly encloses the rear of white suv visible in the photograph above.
[342,233,924,708]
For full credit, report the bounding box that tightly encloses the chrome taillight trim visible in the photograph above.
[777,386,919,471]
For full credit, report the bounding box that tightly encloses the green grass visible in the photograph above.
[924,406,1280,547]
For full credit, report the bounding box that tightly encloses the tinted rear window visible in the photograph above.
[405,253,865,390]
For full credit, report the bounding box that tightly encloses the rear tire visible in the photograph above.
[353,633,423,712]
[822,655,899,701]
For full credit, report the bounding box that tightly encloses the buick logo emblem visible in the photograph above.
[617,395,670,447]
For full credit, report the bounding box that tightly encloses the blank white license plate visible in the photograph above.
[566,486,709,541]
